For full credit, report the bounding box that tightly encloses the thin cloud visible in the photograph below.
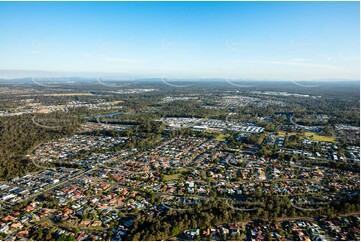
[288,58,313,62]
[337,55,360,61]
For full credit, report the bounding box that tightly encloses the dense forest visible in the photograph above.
[0,113,80,179]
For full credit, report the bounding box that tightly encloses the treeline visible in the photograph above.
[127,194,359,240]
[0,112,80,179]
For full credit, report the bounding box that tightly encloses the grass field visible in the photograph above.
[163,168,189,181]
[305,132,335,142]
[163,173,181,181]
[277,130,298,137]
[215,133,230,141]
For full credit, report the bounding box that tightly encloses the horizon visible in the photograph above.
[0,75,360,83]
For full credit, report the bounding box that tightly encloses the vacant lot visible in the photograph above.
[277,130,298,137]
[305,132,335,142]
[163,173,181,181]
[215,133,230,141]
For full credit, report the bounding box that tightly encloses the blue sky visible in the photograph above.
[0,1,359,80]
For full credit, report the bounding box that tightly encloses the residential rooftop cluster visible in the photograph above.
[29,134,128,167]
[181,215,359,241]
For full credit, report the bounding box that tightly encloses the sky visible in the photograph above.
[0,1,359,80]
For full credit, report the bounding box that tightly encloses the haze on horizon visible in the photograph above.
[0,1,359,80]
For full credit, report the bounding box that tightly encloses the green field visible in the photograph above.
[215,133,230,141]
[163,168,189,181]
[163,173,181,181]
[305,132,335,142]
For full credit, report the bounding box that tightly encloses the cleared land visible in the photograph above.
[215,133,230,141]
[277,130,298,137]
[163,168,189,181]
[163,173,181,181]
[305,132,335,142]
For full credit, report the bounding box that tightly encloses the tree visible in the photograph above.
[73,228,80,236]
[171,226,179,236]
